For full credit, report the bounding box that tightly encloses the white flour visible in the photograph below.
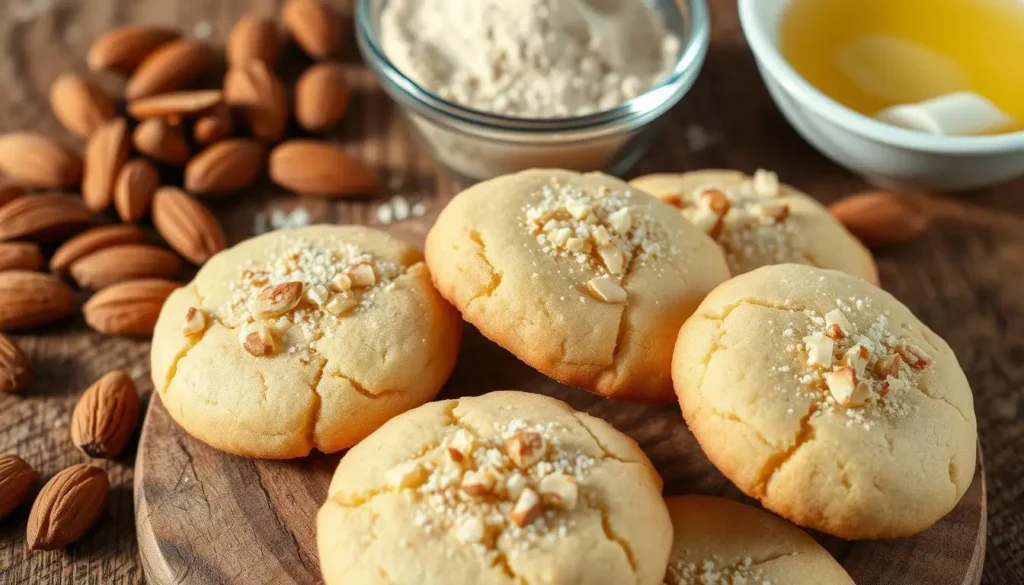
[380,0,680,118]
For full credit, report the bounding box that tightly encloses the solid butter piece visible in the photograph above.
[875,91,1016,136]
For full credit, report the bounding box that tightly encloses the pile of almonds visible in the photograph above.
[0,0,382,551]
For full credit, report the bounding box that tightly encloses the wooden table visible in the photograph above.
[0,1,1022,583]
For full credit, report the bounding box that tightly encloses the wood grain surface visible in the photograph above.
[0,1,1022,584]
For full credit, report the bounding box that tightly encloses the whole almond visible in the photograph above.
[0,178,25,209]
[269,140,379,197]
[88,26,180,73]
[0,271,74,331]
[27,464,109,550]
[0,455,38,519]
[282,0,341,58]
[51,225,146,275]
[83,279,178,337]
[83,118,129,212]
[0,133,82,188]
[0,193,92,242]
[185,139,265,196]
[224,61,287,141]
[0,333,31,394]
[829,191,929,248]
[133,118,190,165]
[295,62,349,132]
[152,187,226,264]
[193,104,234,145]
[114,159,160,223]
[227,15,281,68]
[127,89,222,121]
[0,242,43,272]
[126,39,214,100]
[49,74,116,140]
[71,371,139,459]
[70,244,182,290]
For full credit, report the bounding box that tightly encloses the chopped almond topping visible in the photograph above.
[873,354,903,379]
[539,473,579,510]
[803,333,834,368]
[325,293,358,316]
[349,264,377,287]
[330,273,352,292]
[459,470,496,498]
[591,225,613,247]
[250,281,304,319]
[885,376,906,392]
[700,188,731,217]
[658,193,683,208]
[505,431,547,469]
[509,488,543,527]
[843,344,871,378]
[565,199,591,220]
[752,168,780,197]
[755,203,790,222]
[824,309,853,336]
[304,284,330,307]
[455,516,486,544]
[586,275,627,303]
[606,208,631,233]
[505,472,528,500]
[825,323,847,340]
[447,429,475,463]
[897,343,932,369]
[240,322,276,357]
[598,246,624,275]
[565,237,585,253]
[386,460,426,489]
[183,307,207,336]
[826,366,870,407]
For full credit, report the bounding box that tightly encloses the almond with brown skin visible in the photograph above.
[71,370,139,459]
[0,133,82,188]
[185,139,265,196]
[0,333,31,394]
[70,244,182,290]
[193,104,234,145]
[0,271,74,331]
[83,118,130,212]
[88,26,180,73]
[0,178,25,209]
[114,159,160,222]
[27,464,109,550]
[50,225,146,275]
[295,62,349,132]
[152,187,226,264]
[0,193,92,242]
[0,455,38,519]
[282,0,341,58]
[227,15,281,68]
[224,61,287,141]
[829,191,929,248]
[126,39,214,100]
[49,74,116,140]
[0,242,43,272]
[127,89,222,121]
[133,118,190,165]
[269,140,380,197]
[83,278,178,337]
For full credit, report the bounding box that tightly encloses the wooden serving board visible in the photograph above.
[134,219,987,585]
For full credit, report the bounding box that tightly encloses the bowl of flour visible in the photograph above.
[356,0,710,180]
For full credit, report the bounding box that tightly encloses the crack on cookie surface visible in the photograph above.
[754,399,820,497]
[593,500,639,584]
[569,411,634,464]
[465,229,503,306]
[707,408,776,450]
[307,358,327,448]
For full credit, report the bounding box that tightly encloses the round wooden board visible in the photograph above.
[134,223,986,585]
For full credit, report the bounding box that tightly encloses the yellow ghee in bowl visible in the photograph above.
[779,0,1024,134]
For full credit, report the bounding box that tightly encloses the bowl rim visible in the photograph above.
[737,0,1024,155]
[355,0,711,134]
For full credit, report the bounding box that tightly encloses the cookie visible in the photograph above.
[663,495,854,585]
[317,391,672,585]
[426,169,730,402]
[672,264,976,538]
[150,225,462,458]
[630,169,877,282]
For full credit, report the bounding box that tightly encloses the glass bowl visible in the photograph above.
[355,0,711,182]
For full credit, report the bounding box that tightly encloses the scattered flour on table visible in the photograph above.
[380,0,680,118]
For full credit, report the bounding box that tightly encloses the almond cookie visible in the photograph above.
[150,225,462,458]
[631,169,877,282]
[663,495,854,585]
[426,169,730,403]
[672,264,976,539]
[317,391,672,585]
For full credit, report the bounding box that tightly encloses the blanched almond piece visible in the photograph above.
[251,282,303,318]
[598,246,624,275]
[329,273,352,292]
[182,307,207,337]
[459,470,495,498]
[873,353,903,379]
[803,333,834,368]
[506,430,546,469]
[539,473,579,510]
[324,293,357,316]
[304,284,329,307]
[843,344,871,378]
[239,321,275,357]
[455,516,486,544]
[509,488,543,527]
[348,264,376,287]
[826,366,870,407]
[586,275,627,304]
[700,188,730,217]
[606,208,631,234]
[896,342,932,369]
[752,169,780,197]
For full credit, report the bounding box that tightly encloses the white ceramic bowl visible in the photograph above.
[738,0,1024,191]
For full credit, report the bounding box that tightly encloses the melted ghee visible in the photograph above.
[780,0,1024,133]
